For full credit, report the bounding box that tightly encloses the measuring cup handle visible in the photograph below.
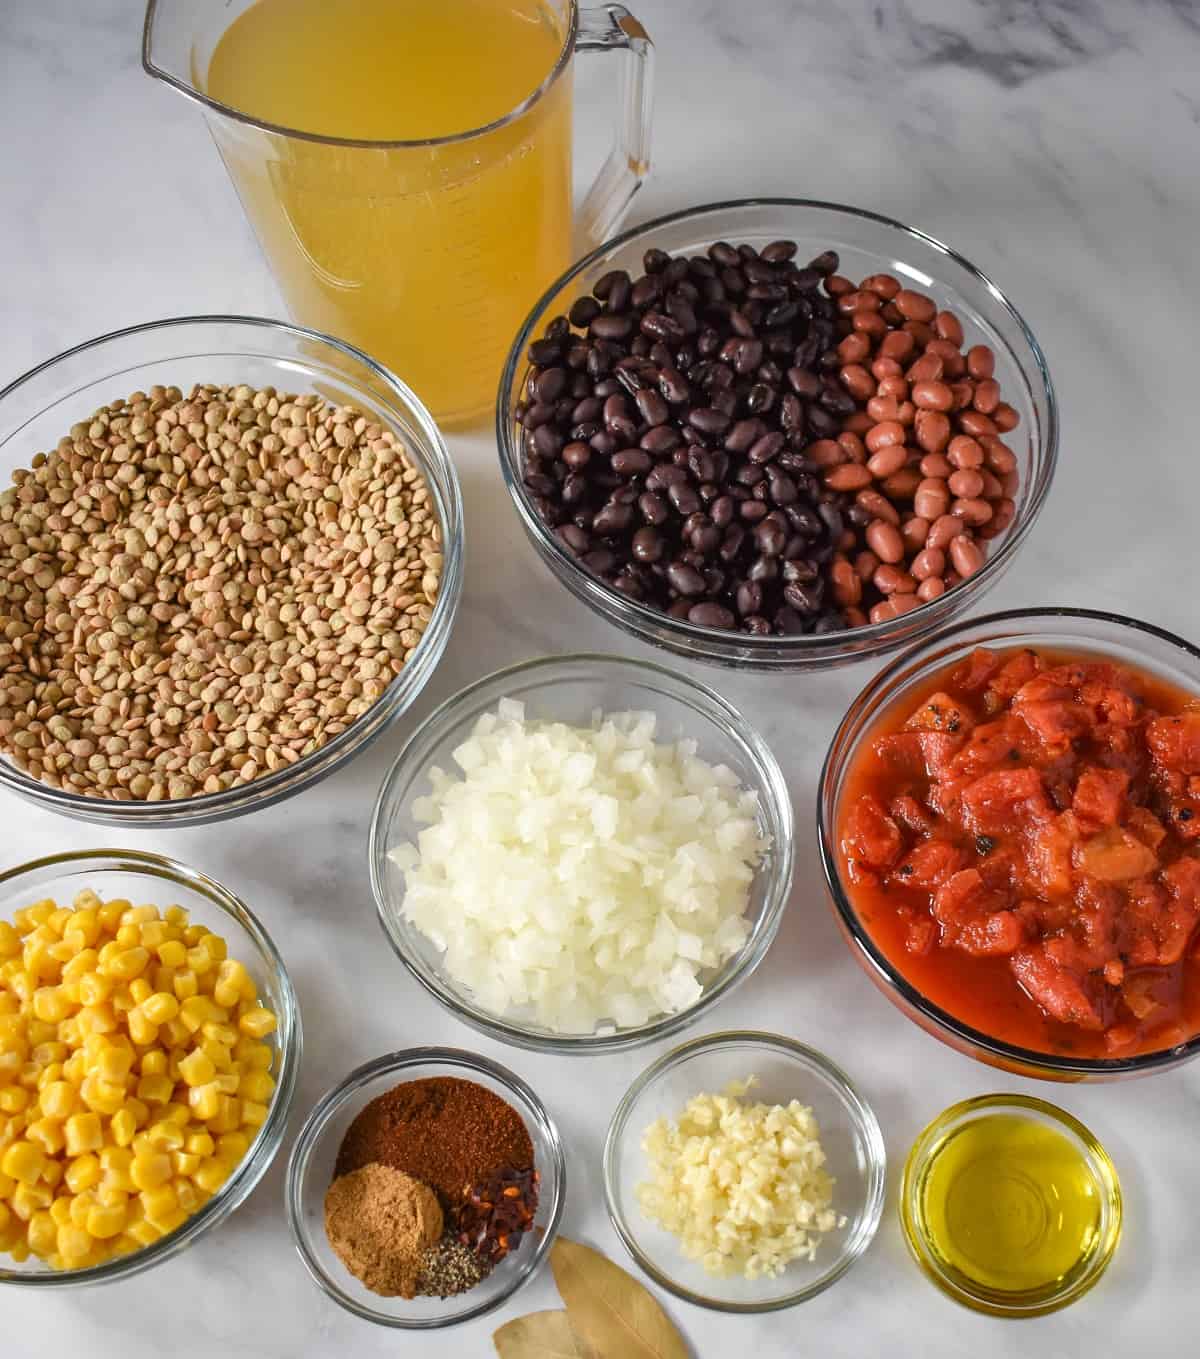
[576,5,655,248]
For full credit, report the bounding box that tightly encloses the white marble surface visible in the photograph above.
[3,0,1200,1354]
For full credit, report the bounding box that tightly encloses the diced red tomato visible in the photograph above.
[1072,767,1129,829]
[953,648,1003,693]
[842,794,904,870]
[986,649,1041,703]
[1077,826,1159,882]
[1022,813,1077,898]
[890,794,935,836]
[906,917,936,955]
[945,716,1026,778]
[905,692,973,736]
[1010,946,1104,1030]
[1146,713,1200,774]
[894,839,969,889]
[917,731,967,778]
[1126,806,1168,851]
[1013,698,1091,752]
[959,767,1049,835]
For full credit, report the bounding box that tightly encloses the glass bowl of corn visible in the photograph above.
[0,848,300,1286]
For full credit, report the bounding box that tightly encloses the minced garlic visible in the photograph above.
[636,1077,844,1280]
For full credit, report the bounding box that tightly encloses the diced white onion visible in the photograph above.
[389,706,767,1034]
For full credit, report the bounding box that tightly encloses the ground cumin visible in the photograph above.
[335,1076,533,1203]
[324,1163,442,1298]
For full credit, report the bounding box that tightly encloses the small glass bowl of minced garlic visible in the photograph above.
[900,1093,1123,1317]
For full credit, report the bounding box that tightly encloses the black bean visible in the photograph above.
[721,267,747,297]
[754,520,787,557]
[710,494,735,527]
[688,407,731,438]
[569,297,601,328]
[688,602,735,629]
[767,469,799,505]
[635,389,669,427]
[808,250,839,275]
[590,314,634,341]
[668,482,702,516]
[555,523,590,554]
[665,294,699,334]
[631,275,662,309]
[604,274,631,312]
[807,404,839,436]
[719,523,746,561]
[736,581,764,616]
[562,473,588,505]
[582,548,616,574]
[784,580,823,613]
[761,239,798,264]
[708,241,740,268]
[533,367,567,404]
[641,424,682,454]
[612,448,651,478]
[746,384,777,415]
[641,312,685,344]
[638,491,669,525]
[666,561,706,596]
[786,366,822,398]
[643,248,670,275]
[632,526,663,562]
[658,367,690,404]
[728,309,756,339]
[528,338,562,365]
[748,432,785,465]
[532,425,563,458]
[775,605,808,634]
[691,521,722,554]
[740,500,769,523]
[593,501,633,535]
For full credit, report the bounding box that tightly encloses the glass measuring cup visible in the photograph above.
[143,1,654,427]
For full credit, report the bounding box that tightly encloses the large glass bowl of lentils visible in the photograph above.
[498,199,1057,671]
[0,316,464,825]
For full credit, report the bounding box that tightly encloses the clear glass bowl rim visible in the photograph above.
[0,846,302,1287]
[368,652,795,1053]
[818,604,1200,1077]
[601,1029,887,1312]
[0,313,465,825]
[496,196,1059,659]
[899,1091,1123,1317]
[283,1045,566,1328]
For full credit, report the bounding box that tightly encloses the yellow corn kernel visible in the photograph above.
[78,972,112,1007]
[6,1238,30,1262]
[80,1077,126,1117]
[110,1107,137,1148]
[136,1073,173,1106]
[69,1192,94,1228]
[212,959,251,1009]
[128,978,153,1007]
[215,1131,249,1163]
[62,947,98,981]
[156,940,187,969]
[238,1004,277,1039]
[138,921,168,951]
[50,1195,74,1227]
[199,1038,232,1073]
[177,1049,215,1088]
[0,922,20,958]
[140,1049,168,1078]
[185,946,214,976]
[48,939,77,965]
[187,1083,221,1122]
[164,906,188,927]
[240,1100,268,1130]
[0,992,18,1016]
[62,1051,87,1086]
[99,1147,135,1193]
[93,899,125,930]
[199,933,226,964]
[233,1037,273,1071]
[130,1150,172,1192]
[124,1096,149,1129]
[146,1121,184,1151]
[140,1181,178,1227]
[0,1086,29,1115]
[213,1072,240,1096]
[171,1151,200,1178]
[64,1153,101,1194]
[3,1146,45,1195]
[159,1102,190,1127]
[76,1004,117,1037]
[126,1009,158,1048]
[140,992,179,1027]
[32,987,72,1025]
[25,1118,65,1156]
[28,1209,58,1255]
[162,1017,191,1049]
[172,970,199,1002]
[57,1223,92,1261]
[193,1157,232,1195]
[42,1159,64,1188]
[96,1045,134,1085]
[209,1096,242,1135]
[95,1184,127,1210]
[179,996,224,1033]
[114,925,141,950]
[103,947,150,983]
[64,1112,103,1156]
[36,1060,64,1088]
[32,1039,68,1069]
[184,1131,214,1158]
[86,1201,126,1239]
[11,1178,52,1219]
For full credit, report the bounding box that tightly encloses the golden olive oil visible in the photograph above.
[914,1113,1103,1296]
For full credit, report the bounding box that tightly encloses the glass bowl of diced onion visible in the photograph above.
[0,848,300,1287]
[603,1030,886,1311]
[368,653,794,1053]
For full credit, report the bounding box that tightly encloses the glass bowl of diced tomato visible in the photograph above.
[818,607,1200,1080]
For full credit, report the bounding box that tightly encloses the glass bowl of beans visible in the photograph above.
[0,315,464,826]
[368,653,794,1053]
[285,1047,565,1329]
[603,1031,886,1311]
[0,847,301,1286]
[498,198,1057,670]
[818,606,1200,1080]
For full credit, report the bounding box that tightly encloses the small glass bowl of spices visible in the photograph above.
[285,1047,564,1328]
[900,1094,1122,1317]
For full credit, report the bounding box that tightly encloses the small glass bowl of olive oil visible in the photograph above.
[900,1094,1122,1317]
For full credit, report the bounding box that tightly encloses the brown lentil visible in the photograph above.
[0,384,441,801]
